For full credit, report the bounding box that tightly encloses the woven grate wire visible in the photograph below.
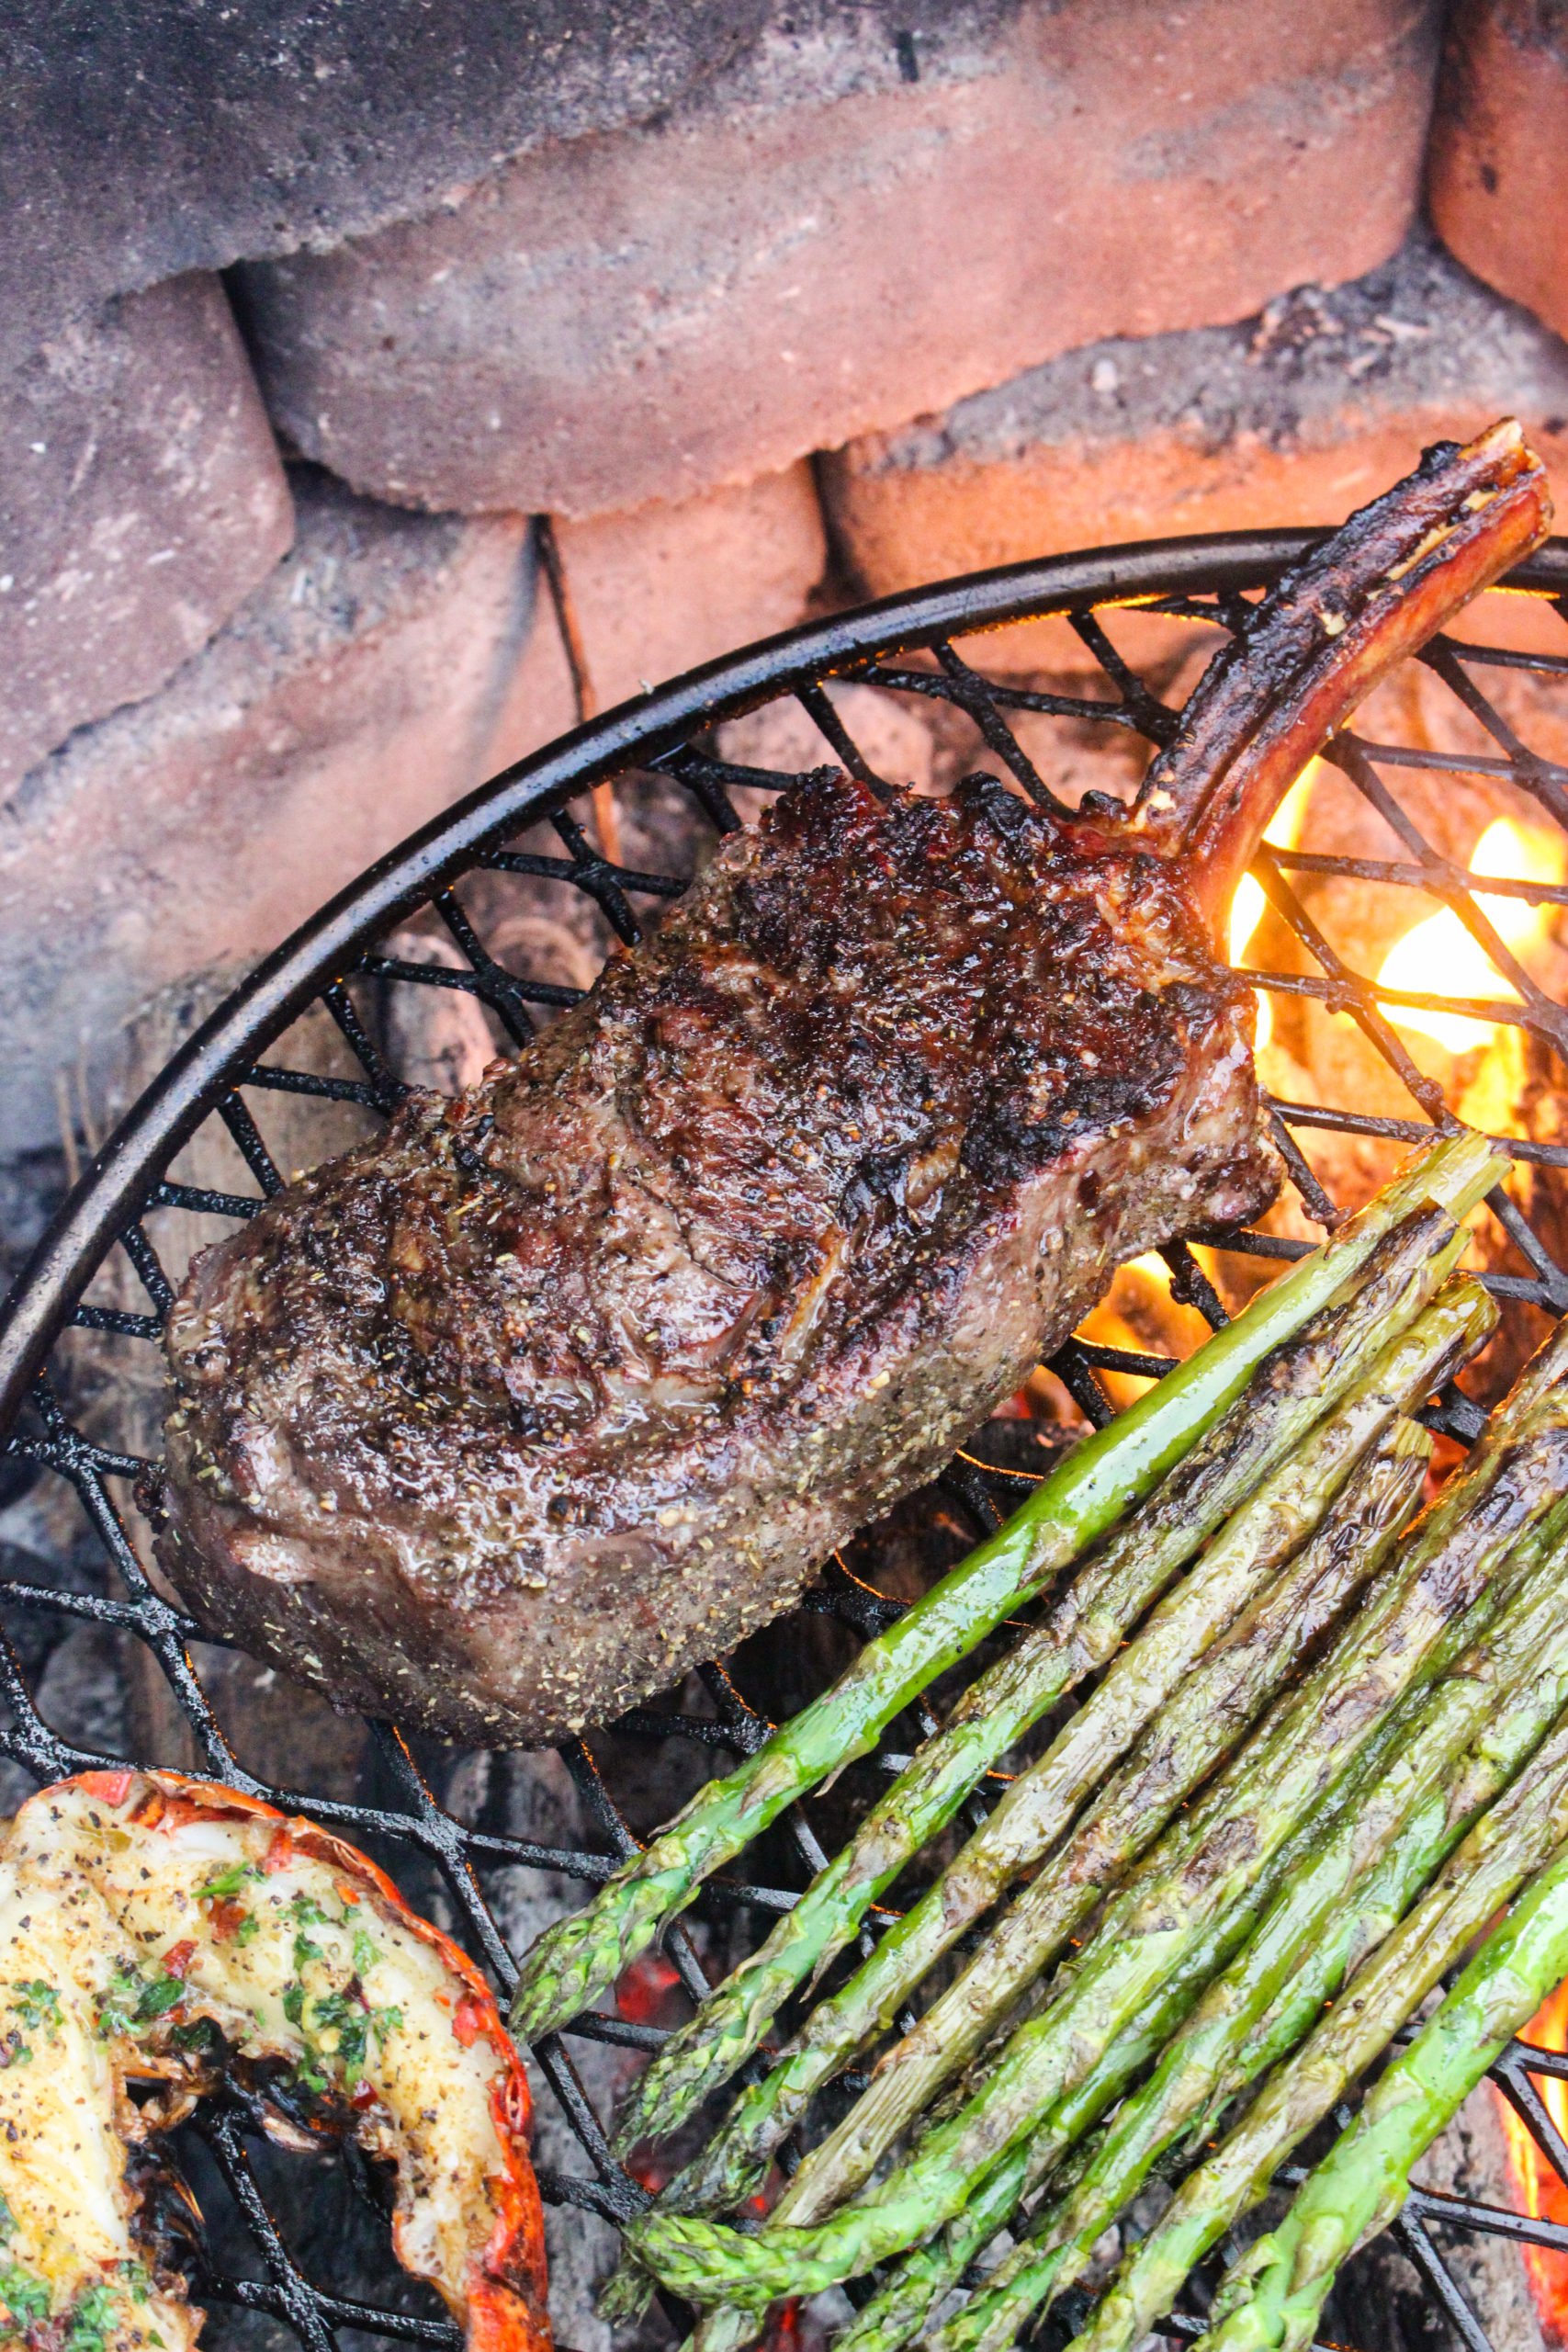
[4,536,1568,2352]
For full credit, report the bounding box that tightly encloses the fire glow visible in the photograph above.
[1228,766,1317,1050]
[1495,1978,1568,2342]
[1376,820,1566,1056]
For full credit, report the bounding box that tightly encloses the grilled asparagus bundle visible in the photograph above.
[513,1132,1568,2350]
[639,1333,1568,2309]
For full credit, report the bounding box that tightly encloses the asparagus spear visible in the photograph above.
[931,1496,1568,2352]
[612,1250,1465,2158]
[1199,1834,1568,2352]
[629,1232,1478,2201]
[1070,1690,1568,2352]
[509,1133,1500,2043]
[630,1333,1568,2302]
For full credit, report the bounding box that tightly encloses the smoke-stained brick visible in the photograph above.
[236,0,1444,518]
[0,276,292,792]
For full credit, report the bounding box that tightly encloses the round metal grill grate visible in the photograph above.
[4,532,1568,2352]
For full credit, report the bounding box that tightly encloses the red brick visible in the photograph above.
[487,465,826,759]
[1428,0,1568,345]
[237,0,1443,518]
[0,470,533,1152]
[560,465,825,707]
[0,277,292,792]
[0,459,820,1155]
[2,1,858,375]
[477,469,827,899]
[822,232,1568,677]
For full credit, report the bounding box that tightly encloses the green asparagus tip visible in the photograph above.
[628,2213,804,2310]
[1401,1125,1506,1218]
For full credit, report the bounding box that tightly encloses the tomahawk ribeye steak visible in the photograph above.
[157,424,1551,1741]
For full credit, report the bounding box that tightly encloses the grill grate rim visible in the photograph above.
[3,537,1568,2352]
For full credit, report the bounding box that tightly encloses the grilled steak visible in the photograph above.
[157,423,1551,1744]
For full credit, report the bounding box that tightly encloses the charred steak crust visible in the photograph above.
[159,772,1278,1743]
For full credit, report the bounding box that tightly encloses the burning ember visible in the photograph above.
[1068,1250,1220,1412]
[1495,1979,1568,2343]
[1376,820,1567,1056]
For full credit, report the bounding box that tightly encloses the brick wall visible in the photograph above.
[2,0,1566,1155]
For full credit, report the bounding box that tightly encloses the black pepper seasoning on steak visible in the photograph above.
[156,423,1553,1744]
[159,771,1271,1742]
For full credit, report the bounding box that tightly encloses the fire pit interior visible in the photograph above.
[6,535,1568,2352]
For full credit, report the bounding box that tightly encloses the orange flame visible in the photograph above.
[1495,1976,1568,2340]
[1377,820,1566,1057]
[1229,765,1318,1052]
